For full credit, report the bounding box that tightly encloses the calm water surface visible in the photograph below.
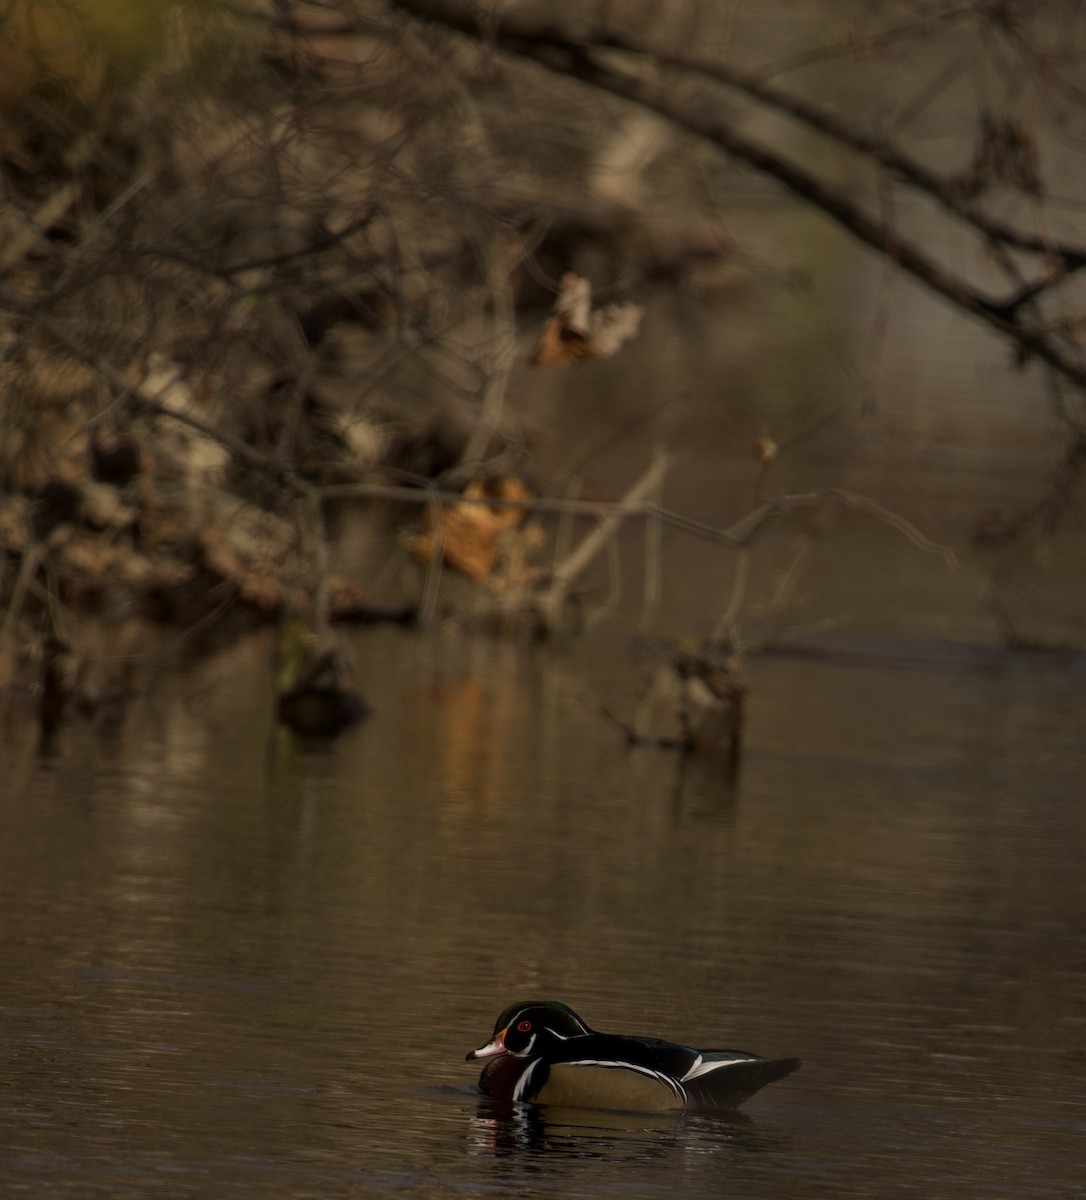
[2,627,1084,1198]
[5,10,1086,1193]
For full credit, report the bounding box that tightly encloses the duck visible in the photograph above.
[466,1000,800,1112]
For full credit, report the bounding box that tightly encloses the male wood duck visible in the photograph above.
[467,1001,800,1112]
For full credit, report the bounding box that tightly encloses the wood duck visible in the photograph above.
[467,1001,800,1112]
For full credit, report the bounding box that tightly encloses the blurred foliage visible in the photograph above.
[0,0,238,99]
[2,0,1085,661]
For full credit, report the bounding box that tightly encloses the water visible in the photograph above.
[2,627,1084,1198]
[4,7,1086,1194]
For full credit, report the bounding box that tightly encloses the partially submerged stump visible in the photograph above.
[606,647,746,777]
[275,621,370,737]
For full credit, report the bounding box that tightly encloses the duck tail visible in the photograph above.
[684,1056,801,1110]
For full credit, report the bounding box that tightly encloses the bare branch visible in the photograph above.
[388,0,1086,392]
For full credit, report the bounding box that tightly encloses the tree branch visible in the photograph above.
[587,30,1086,272]
[388,0,1086,392]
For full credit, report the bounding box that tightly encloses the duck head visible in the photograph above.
[466,1001,591,1061]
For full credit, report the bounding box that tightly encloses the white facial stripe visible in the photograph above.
[520,1015,589,1038]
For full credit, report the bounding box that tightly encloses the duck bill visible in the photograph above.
[466,1028,507,1061]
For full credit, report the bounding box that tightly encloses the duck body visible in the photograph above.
[467,1001,800,1112]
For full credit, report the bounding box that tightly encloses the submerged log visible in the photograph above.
[275,622,370,737]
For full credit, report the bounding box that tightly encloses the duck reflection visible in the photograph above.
[467,1096,787,1162]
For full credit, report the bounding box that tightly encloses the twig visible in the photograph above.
[639,474,663,632]
[710,546,750,652]
[768,489,963,571]
[0,543,47,643]
[539,451,670,630]
[599,703,685,749]
[459,246,518,470]
[552,473,582,576]
[585,515,624,631]
[322,478,962,571]
[765,537,814,621]
[0,184,80,272]
[418,480,447,627]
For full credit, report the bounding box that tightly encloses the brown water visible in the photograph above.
[2,625,1084,1198]
[5,8,1086,1193]
[5,174,1086,1200]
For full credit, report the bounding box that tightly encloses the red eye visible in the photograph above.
[517,1020,532,1032]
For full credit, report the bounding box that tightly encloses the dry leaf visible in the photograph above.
[411,476,532,585]
[530,313,599,367]
[530,272,643,366]
[588,302,644,359]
